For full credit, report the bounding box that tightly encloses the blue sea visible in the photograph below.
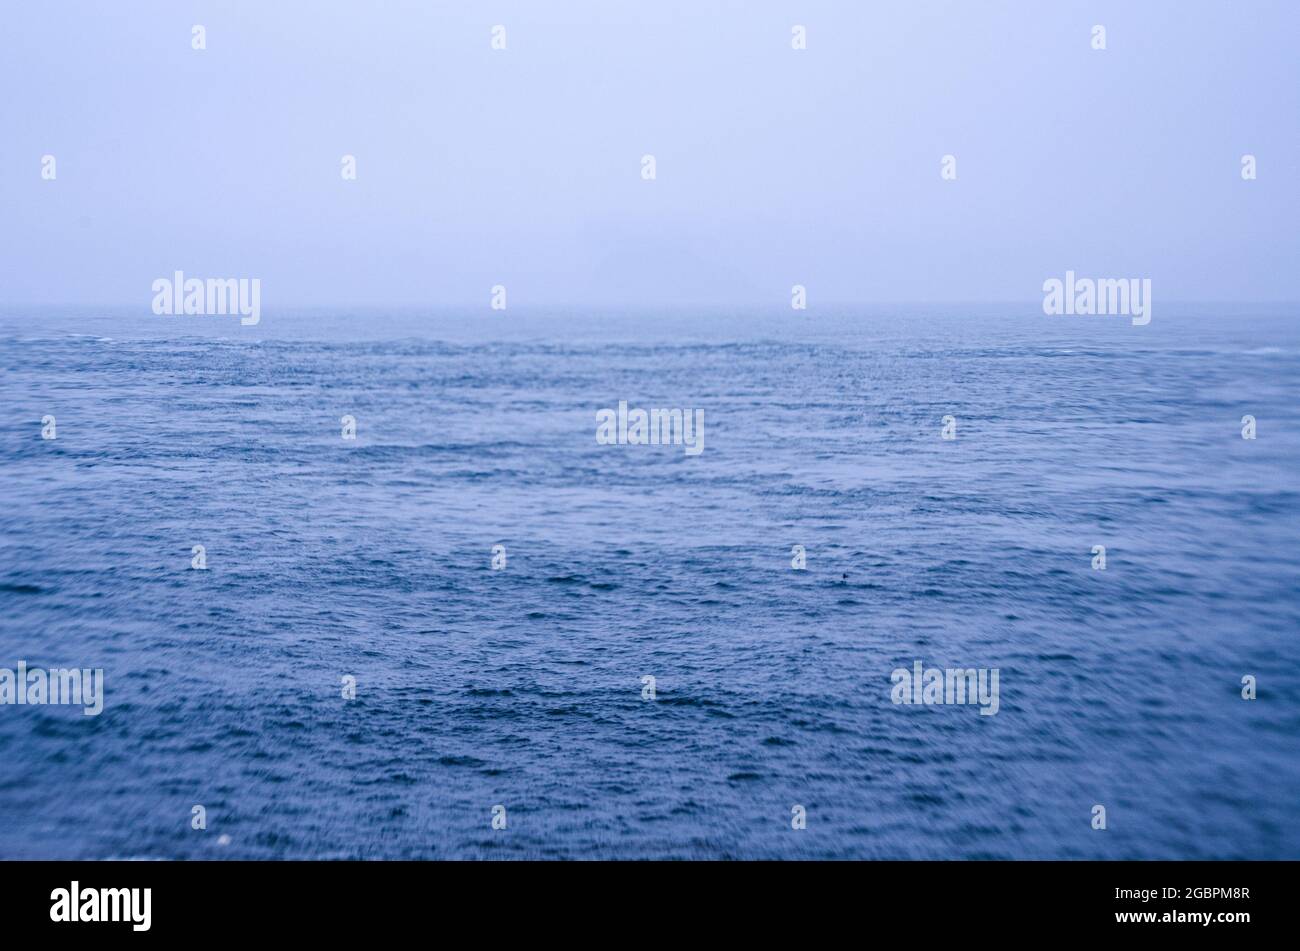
[1,306,1297,859]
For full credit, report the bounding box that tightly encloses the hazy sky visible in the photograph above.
[1,1,1296,309]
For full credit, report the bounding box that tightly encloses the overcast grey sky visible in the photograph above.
[1,0,1296,309]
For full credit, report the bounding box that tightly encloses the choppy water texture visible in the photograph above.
[1,307,1297,859]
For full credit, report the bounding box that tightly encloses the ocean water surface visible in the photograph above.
[1,306,1297,859]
